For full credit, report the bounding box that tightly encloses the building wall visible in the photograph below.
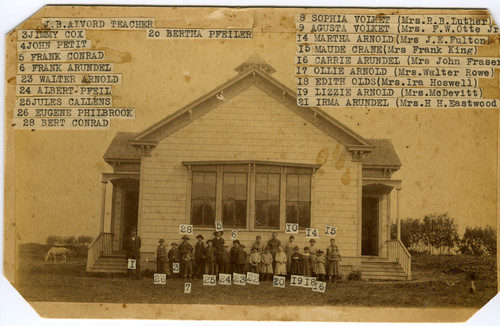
[137,86,361,257]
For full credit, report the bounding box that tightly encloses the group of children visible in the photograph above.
[155,231,342,283]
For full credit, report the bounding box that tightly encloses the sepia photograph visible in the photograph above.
[2,2,499,323]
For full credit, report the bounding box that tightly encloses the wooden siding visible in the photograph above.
[138,86,361,255]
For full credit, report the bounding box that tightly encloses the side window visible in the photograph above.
[191,172,216,226]
[286,174,311,228]
[255,173,280,229]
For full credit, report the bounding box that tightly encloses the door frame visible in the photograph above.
[361,194,380,256]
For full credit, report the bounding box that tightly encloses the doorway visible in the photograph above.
[362,196,379,256]
[122,190,139,250]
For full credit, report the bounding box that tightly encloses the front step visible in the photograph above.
[87,254,127,273]
[360,259,408,281]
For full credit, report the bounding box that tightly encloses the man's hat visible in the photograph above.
[196,234,204,239]
[182,235,190,240]
[213,230,224,236]
[171,242,178,246]
[233,239,240,244]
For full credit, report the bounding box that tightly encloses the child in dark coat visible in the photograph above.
[155,239,168,274]
[168,242,180,278]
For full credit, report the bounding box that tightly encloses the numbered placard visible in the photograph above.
[290,275,304,287]
[303,276,316,288]
[127,258,136,270]
[325,225,337,236]
[273,275,286,288]
[233,273,246,286]
[184,283,192,294]
[285,223,299,233]
[219,273,232,285]
[153,273,166,284]
[203,274,217,286]
[231,229,238,240]
[305,228,319,238]
[313,281,326,293]
[215,221,224,231]
[172,262,180,273]
[179,224,194,235]
[246,272,259,285]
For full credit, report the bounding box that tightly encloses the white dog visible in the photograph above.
[44,247,69,263]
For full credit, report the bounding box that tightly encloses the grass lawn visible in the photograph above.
[14,244,497,307]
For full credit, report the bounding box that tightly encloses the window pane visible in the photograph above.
[204,200,216,225]
[204,173,216,199]
[234,174,247,200]
[256,174,268,200]
[268,201,280,228]
[255,200,268,228]
[222,201,235,226]
[268,174,280,201]
[235,201,247,227]
[191,173,204,198]
[223,174,235,200]
[299,175,311,201]
[191,200,204,225]
[287,175,298,201]
[299,202,311,228]
[286,202,299,224]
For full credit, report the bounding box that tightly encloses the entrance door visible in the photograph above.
[362,196,379,256]
[122,190,139,250]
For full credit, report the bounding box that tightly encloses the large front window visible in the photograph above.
[191,172,216,226]
[222,173,247,228]
[255,173,280,229]
[286,174,311,228]
[187,162,316,230]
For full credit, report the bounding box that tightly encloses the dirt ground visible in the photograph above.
[13,245,497,308]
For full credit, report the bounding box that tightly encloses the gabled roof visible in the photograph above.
[104,56,407,167]
[364,139,402,168]
[129,55,374,153]
[104,132,141,162]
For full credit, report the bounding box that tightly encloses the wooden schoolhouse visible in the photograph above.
[86,55,411,280]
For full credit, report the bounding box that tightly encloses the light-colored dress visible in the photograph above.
[315,254,326,275]
[274,251,287,275]
[260,252,273,274]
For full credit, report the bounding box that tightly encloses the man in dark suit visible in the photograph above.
[125,227,142,279]
[212,231,225,275]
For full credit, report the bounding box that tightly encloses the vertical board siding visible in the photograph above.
[139,86,360,254]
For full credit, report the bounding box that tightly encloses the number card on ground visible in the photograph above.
[219,273,232,285]
[325,225,337,236]
[203,274,217,286]
[233,273,246,286]
[172,262,180,273]
[215,221,224,231]
[313,281,326,293]
[303,276,316,288]
[153,273,166,284]
[285,223,299,233]
[306,228,319,238]
[273,275,285,288]
[179,224,193,235]
[127,258,136,269]
[290,275,304,287]
[246,272,259,285]
[184,283,192,294]
[231,229,238,240]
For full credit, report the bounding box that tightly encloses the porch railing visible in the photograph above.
[86,232,112,271]
[387,239,412,280]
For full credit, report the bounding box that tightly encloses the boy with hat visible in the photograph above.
[204,239,217,275]
[212,231,225,275]
[229,240,240,274]
[194,234,206,279]
[155,239,168,274]
[168,242,180,278]
[178,235,194,279]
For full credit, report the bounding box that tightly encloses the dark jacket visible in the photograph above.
[125,235,141,259]
[168,248,180,262]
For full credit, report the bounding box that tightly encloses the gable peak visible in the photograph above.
[234,54,276,74]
